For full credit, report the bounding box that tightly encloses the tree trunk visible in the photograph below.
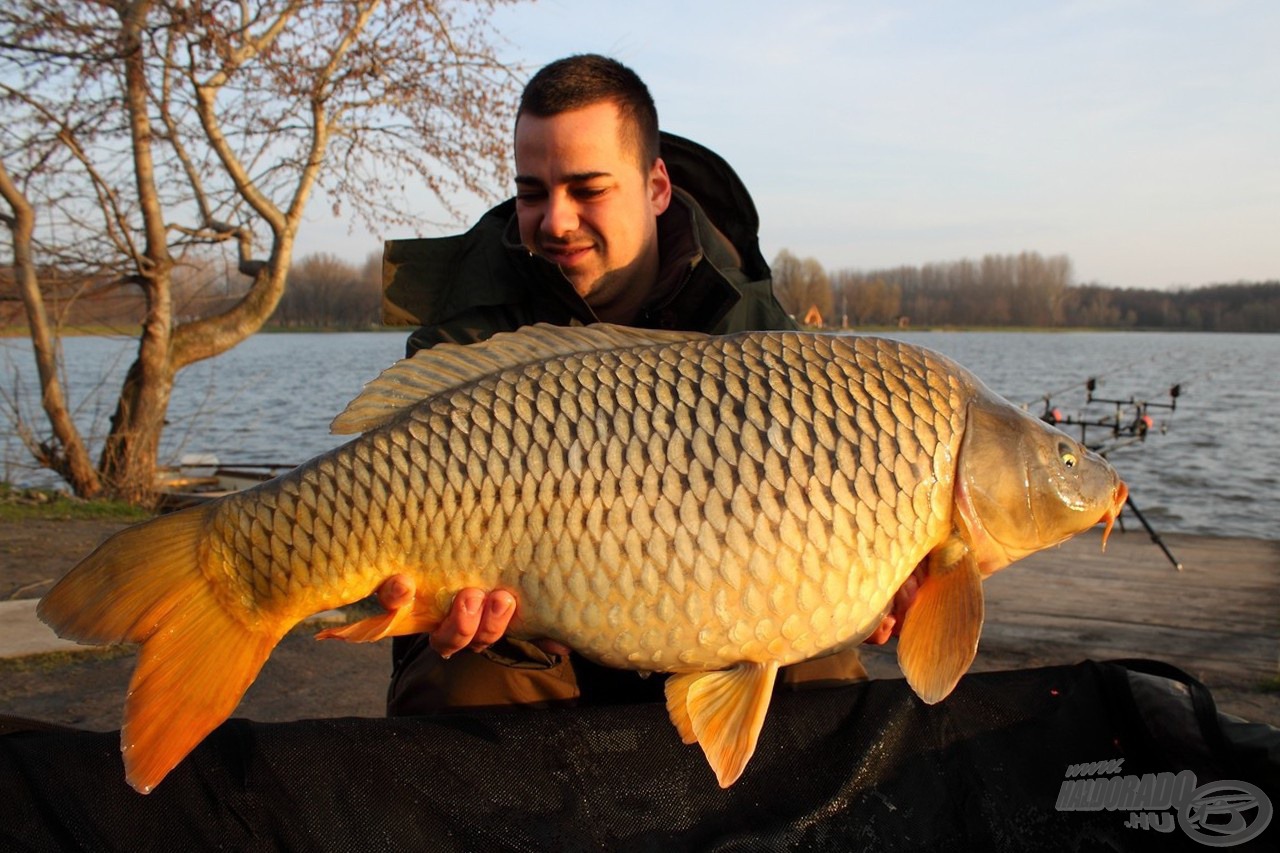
[93,0,177,504]
[99,351,174,505]
[0,162,103,497]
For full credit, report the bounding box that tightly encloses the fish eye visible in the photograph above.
[1059,443,1078,469]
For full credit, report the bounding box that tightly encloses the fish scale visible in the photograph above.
[203,332,956,673]
[38,322,1126,793]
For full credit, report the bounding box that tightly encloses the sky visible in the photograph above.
[294,0,1279,290]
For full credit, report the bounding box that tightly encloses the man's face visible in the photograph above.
[514,101,671,304]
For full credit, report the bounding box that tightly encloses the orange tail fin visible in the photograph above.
[37,505,285,794]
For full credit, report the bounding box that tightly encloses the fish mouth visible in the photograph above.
[1099,480,1129,549]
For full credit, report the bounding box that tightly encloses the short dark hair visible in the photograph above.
[518,54,660,168]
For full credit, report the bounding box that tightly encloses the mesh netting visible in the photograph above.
[2,660,1275,852]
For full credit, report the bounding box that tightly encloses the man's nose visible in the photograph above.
[542,192,579,237]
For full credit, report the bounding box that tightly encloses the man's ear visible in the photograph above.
[650,157,673,215]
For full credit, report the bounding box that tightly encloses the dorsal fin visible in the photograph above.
[331,322,707,435]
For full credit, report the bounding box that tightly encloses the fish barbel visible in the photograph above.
[38,324,1127,793]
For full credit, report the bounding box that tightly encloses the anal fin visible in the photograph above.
[897,545,984,705]
[316,599,440,643]
[664,661,779,788]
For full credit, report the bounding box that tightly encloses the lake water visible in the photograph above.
[2,329,1276,541]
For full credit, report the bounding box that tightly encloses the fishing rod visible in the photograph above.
[1036,377,1184,570]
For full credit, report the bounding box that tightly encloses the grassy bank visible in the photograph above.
[0,484,150,523]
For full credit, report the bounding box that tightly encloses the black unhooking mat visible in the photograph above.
[2,660,1276,852]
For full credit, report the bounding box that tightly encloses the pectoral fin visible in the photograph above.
[664,661,779,788]
[897,546,984,704]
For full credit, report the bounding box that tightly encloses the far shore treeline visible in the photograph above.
[3,250,1277,333]
[771,250,1280,333]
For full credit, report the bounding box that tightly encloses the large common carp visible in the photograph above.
[39,324,1126,794]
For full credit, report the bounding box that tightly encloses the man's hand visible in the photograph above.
[374,574,569,658]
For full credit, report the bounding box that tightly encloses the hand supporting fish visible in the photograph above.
[374,580,571,658]
[373,568,921,657]
[39,324,1127,794]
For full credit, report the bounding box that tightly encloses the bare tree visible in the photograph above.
[832,252,1075,328]
[770,249,803,317]
[797,257,833,325]
[274,253,380,329]
[0,0,521,502]
[833,272,901,326]
[771,249,832,323]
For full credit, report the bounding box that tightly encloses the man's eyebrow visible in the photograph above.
[514,171,612,186]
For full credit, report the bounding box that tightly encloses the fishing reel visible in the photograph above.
[1039,377,1181,454]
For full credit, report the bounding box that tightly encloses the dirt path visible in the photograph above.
[1,519,389,730]
[1,518,136,602]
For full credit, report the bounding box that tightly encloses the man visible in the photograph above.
[375,54,898,716]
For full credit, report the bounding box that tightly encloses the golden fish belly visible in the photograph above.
[208,333,965,671]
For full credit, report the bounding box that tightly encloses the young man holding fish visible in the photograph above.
[35,54,1128,797]
[376,54,907,714]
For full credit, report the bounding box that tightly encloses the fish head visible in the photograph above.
[954,395,1128,574]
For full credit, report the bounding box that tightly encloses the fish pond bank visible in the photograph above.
[2,519,1277,730]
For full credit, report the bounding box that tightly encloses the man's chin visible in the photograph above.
[558,267,605,299]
